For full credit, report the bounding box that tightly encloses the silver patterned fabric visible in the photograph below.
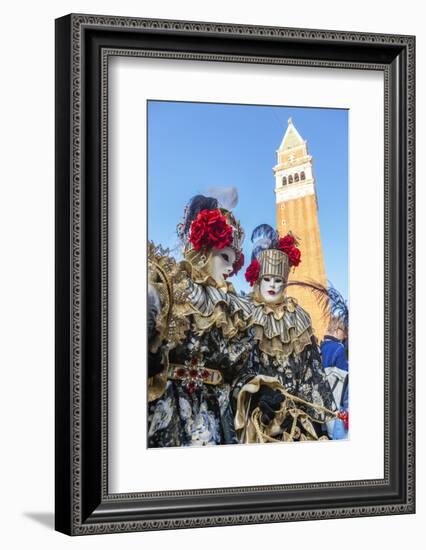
[251,301,312,342]
[258,248,290,280]
[187,279,252,318]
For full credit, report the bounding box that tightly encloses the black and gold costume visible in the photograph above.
[233,295,337,443]
[147,201,251,447]
[233,224,337,443]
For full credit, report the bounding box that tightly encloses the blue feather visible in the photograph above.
[250,224,279,260]
[251,223,279,244]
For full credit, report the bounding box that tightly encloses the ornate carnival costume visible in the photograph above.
[147,190,252,447]
[233,225,338,443]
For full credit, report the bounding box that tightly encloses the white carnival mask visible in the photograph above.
[259,275,285,303]
[207,246,236,286]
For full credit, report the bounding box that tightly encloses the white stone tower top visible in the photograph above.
[273,118,316,204]
[278,117,305,150]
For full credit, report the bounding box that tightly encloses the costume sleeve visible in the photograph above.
[231,356,257,401]
[334,345,349,372]
[301,343,338,418]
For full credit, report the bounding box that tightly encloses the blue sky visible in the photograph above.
[147,101,348,299]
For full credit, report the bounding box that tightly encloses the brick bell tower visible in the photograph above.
[273,118,328,340]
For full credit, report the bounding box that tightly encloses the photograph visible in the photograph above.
[53,12,415,535]
[147,101,350,447]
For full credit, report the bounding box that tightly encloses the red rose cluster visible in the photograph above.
[244,259,261,286]
[278,234,301,267]
[189,209,233,251]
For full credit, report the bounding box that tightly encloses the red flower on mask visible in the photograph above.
[245,259,261,286]
[287,247,301,267]
[278,233,301,267]
[225,252,245,279]
[279,234,295,248]
[189,209,233,251]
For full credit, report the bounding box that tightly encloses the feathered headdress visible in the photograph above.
[245,224,301,286]
[250,224,280,261]
[176,187,245,276]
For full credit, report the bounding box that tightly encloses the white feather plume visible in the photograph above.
[207,186,238,209]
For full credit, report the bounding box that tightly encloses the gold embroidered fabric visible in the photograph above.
[253,326,312,359]
[190,303,249,339]
[147,369,168,402]
[252,288,296,318]
[148,242,192,349]
[235,375,284,440]
[148,242,251,348]
[249,293,313,360]
[182,248,215,287]
[235,375,336,443]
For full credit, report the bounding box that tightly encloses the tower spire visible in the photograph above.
[273,118,328,339]
[278,118,305,151]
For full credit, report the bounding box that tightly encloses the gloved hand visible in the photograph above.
[252,385,285,425]
[148,349,165,378]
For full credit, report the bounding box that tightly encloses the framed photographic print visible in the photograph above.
[55,14,415,535]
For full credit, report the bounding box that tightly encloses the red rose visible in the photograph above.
[279,235,295,249]
[200,209,233,249]
[233,252,245,275]
[189,218,208,250]
[279,233,301,267]
[189,209,233,251]
[288,247,301,267]
[202,209,222,226]
[209,220,233,249]
[245,259,261,286]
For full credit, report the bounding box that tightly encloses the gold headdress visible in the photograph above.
[176,190,245,285]
[258,248,290,281]
[245,224,301,288]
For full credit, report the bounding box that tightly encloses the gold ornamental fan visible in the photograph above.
[148,242,191,348]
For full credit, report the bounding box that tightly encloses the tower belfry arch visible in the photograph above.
[273,118,328,339]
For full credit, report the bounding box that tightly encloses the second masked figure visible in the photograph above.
[233,224,338,443]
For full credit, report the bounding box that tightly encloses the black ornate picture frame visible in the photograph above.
[55,14,415,535]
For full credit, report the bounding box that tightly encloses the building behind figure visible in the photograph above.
[274,118,329,340]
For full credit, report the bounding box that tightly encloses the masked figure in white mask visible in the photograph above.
[233,224,337,443]
[147,188,252,447]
